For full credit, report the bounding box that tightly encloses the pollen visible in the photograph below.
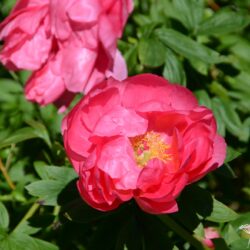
[130,131,172,167]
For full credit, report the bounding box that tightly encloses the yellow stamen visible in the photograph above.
[131,131,172,167]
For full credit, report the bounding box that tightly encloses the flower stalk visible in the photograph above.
[0,158,16,190]
[159,215,204,250]
[13,201,40,233]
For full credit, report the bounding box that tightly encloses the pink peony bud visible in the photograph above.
[62,74,227,214]
[202,227,220,249]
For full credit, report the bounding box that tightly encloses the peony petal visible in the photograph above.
[66,0,101,27]
[211,135,227,167]
[135,197,178,214]
[81,87,121,131]
[122,74,198,112]
[106,50,128,81]
[77,170,122,211]
[62,108,92,170]
[97,136,140,190]
[0,5,48,38]
[61,46,97,92]
[1,24,51,70]
[93,106,148,137]
[25,56,65,105]
[0,6,51,70]
[50,0,72,40]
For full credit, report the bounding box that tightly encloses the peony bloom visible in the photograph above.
[62,74,226,214]
[202,227,220,249]
[0,0,133,109]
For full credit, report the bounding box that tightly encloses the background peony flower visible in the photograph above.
[202,227,220,249]
[62,74,227,214]
[0,0,51,70]
[0,0,133,109]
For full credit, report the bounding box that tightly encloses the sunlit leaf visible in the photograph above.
[26,166,77,206]
[0,202,9,229]
[163,49,186,86]
[198,9,250,35]
[138,37,166,67]
[155,28,224,64]
[206,198,239,223]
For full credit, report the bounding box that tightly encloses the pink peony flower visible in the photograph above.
[62,74,226,214]
[0,0,133,109]
[202,227,220,249]
[0,0,51,70]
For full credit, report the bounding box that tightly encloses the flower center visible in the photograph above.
[130,131,172,167]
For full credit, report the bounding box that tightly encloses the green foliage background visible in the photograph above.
[0,0,250,249]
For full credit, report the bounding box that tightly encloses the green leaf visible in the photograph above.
[138,38,166,67]
[193,223,205,238]
[0,127,38,149]
[189,58,209,75]
[19,71,31,85]
[225,147,242,163]
[230,212,250,230]
[155,28,224,64]
[0,202,9,229]
[210,81,229,99]
[34,162,50,180]
[171,0,204,32]
[25,120,51,148]
[195,90,212,108]
[41,166,77,183]
[133,14,152,26]
[33,238,58,250]
[1,0,17,16]
[206,198,239,223]
[211,98,226,136]
[243,187,250,196]
[163,49,186,86]
[39,105,63,137]
[0,232,58,250]
[0,79,22,102]
[223,224,240,245]
[0,227,8,240]
[26,181,63,205]
[0,123,51,149]
[26,166,77,206]
[230,39,250,66]
[124,44,138,75]
[229,239,250,250]
[198,9,250,35]
[213,98,248,141]
[15,221,40,236]
[215,163,237,179]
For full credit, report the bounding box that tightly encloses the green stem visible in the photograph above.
[0,194,14,201]
[207,0,220,11]
[159,215,204,250]
[0,158,16,190]
[53,205,61,217]
[13,202,40,232]
[9,71,23,86]
[5,144,15,171]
